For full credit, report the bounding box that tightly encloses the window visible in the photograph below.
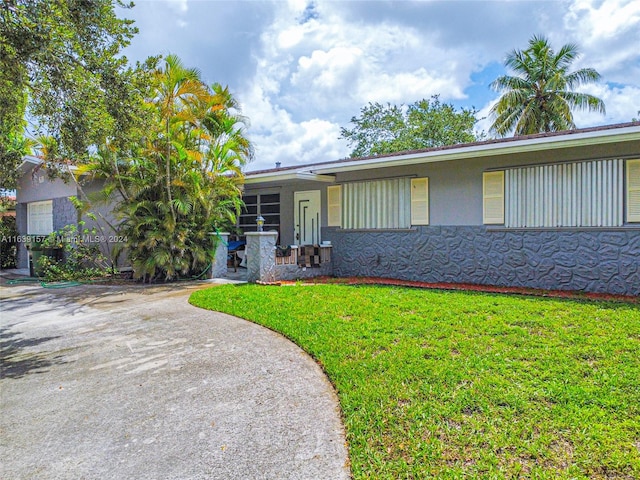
[483,171,505,224]
[627,159,640,223]
[493,158,628,228]
[27,200,53,235]
[341,177,418,229]
[410,177,429,225]
[239,193,280,234]
[327,185,342,227]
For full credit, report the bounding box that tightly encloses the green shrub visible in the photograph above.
[0,215,17,269]
[38,222,113,281]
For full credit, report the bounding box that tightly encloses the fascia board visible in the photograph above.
[310,127,640,175]
[244,171,336,184]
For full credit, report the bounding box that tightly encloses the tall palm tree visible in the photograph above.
[490,35,605,136]
[149,54,210,221]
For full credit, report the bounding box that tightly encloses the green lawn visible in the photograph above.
[190,284,640,479]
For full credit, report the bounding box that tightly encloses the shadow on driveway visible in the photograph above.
[0,325,65,379]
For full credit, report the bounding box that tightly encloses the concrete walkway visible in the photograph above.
[0,279,350,480]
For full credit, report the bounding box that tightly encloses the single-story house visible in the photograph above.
[241,122,639,296]
[13,122,640,296]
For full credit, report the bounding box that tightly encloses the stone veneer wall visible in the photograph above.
[324,226,640,296]
[274,261,333,281]
[52,197,78,231]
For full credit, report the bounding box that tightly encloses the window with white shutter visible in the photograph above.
[327,185,342,227]
[410,177,429,225]
[483,171,504,224]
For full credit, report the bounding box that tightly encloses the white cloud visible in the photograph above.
[565,0,640,40]
[573,83,640,126]
[241,0,492,169]
[165,0,188,14]
[241,82,349,171]
[563,0,640,83]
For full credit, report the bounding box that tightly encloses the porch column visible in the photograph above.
[246,231,278,283]
[209,232,229,278]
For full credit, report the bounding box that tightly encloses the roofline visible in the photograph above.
[244,122,640,181]
[19,155,80,173]
[18,155,43,169]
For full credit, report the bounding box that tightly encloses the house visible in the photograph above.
[242,122,640,296]
[14,156,117,270]
[13,122,640,296]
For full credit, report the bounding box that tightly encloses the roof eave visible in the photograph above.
[311,126,640,175]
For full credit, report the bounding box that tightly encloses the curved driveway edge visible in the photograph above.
[0,280,350,480]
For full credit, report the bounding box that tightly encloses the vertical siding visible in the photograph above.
[343,178,411,229]
[505,159,623,228]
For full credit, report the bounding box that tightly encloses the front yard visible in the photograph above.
[190,284,640,479]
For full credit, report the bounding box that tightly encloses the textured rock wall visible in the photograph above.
[325,226,640,296]
[246,232,278,283]
[211,233,229,279]
[274,261,333,281]
[52,197,77,231]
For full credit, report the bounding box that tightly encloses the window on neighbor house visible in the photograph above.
[27,200,53,235]
[239,193,280,235]
[330,177,429,229]
[484,158,638,228]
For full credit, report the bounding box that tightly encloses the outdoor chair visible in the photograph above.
[227,240,245,272]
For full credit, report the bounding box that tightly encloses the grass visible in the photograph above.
[190,284,640,479]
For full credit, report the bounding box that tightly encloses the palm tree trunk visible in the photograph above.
[166,118,176,222]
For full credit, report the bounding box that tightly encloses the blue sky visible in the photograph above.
[120,0,640,171]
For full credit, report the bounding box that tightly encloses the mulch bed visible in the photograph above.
[277,276,639,304]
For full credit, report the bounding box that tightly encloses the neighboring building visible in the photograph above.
[14,156,117,270]
[14,123,640,295]
[242,122,640,296]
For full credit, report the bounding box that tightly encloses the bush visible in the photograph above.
[0,215,17,269]
[38,222,113,281]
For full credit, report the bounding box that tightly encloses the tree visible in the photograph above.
[0,0,145,188]
[340,96,478,158]
[490,35,606,137]
[81,56,253,282]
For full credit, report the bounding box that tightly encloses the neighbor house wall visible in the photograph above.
[15,168,79,269]
[79,179,128,268]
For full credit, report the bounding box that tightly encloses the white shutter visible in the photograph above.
[27,200,53,235]
[327,185,342,227]
[483,171,505,224]
[627,159,640,223]
[410,177,429,225]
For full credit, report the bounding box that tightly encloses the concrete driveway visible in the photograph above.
[0,279,350,480]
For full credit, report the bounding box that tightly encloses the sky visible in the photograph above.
[118,0,640,172]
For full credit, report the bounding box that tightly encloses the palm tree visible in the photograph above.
[149,54,210,222]
[490,35,605,136]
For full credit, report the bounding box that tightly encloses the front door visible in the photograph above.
[294,190,321,245]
